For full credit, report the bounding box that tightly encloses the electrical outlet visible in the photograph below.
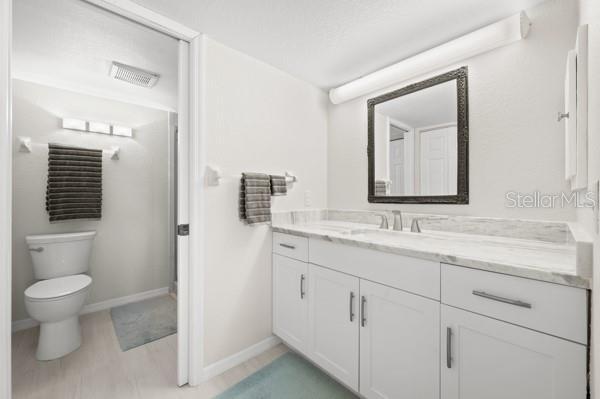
[304,190,312,208]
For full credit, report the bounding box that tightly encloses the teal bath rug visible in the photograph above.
[110,295,176,351]
[216,351,358,399]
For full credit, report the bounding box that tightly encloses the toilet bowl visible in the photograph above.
[25,231,96,360]
[25,274,92,360]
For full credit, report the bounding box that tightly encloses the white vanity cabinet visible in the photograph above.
[271,232,589,399]
[441,305,587,399]
[272,254,308,352]
[360,279,440,399]
[308,264,360,391]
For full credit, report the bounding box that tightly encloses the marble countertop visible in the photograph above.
[272,220,591,289]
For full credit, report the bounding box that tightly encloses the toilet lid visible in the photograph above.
[25,274,92,300]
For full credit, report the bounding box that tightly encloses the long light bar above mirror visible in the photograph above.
[329,11,531,105]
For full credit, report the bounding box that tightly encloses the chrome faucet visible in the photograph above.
[392,210,403,231]
[376,213,388,229]
[410,218,422,233]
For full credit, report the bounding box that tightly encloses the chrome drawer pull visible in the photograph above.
[300,274,306,299]
[472,290,532,309]
[361,296,367,327]
[279,243,296,250]
[28,247,44,252]
[349,292,355,322]
[446,327,452,368]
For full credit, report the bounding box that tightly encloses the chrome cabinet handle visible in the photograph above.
[361,296,367,327]
[279,243,296,250]
[29,247,44,252]
[472,290,532,309]
[349,292,355,322]
[446,327,452,368]
[300,274,305,299]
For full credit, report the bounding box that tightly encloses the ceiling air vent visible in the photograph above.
[109,61,160,88]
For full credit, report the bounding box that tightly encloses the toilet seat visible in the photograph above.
[25,274,92,301]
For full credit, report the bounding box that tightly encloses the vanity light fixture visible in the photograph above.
[329,11,531,104]
[112,125,133,137]
[88,121,111,135]
[61,118,134,138]
[61,118,87,131]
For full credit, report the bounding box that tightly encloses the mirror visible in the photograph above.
[368,67,469,204]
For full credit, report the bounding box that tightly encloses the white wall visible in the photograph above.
[577,0,600,396]
[328,0,578,221]
[203,38,328,365]
[12,79,170,321]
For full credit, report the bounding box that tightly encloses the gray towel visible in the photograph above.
[239,173,271,224]
[46,143,103,222]
[270,175,287,196]
[374,179,388,196]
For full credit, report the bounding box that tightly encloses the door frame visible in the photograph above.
[0,0,206,393]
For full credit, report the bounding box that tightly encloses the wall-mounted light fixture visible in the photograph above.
[62,118,87,131]
[329,11,531,104]
[61,118,134,138]
[112,125,133,137]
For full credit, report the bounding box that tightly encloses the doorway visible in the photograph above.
[1,0,203,395]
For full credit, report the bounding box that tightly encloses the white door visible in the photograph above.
[389,139,404,195]
[441,305,587,399]
[176,39,190,386]
[273,254,308,352]
[308,264,360,391]
[419,125,457,195]
[360,280,440,399]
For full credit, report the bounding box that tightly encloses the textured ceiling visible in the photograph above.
[13,0,178,111]
[132,0,547,89]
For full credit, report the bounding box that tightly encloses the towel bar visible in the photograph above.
[204,165,298,187]
[17,136,120,160]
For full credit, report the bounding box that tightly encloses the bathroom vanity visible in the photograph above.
[271,215,590,399]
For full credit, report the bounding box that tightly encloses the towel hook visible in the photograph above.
[557,111,570,122]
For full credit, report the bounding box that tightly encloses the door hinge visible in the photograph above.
[177,224,189,236]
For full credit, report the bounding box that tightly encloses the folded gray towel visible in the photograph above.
[270,175,287,196]
[239,173,272,224]
[374,179,389,196]
[46,143,103,222]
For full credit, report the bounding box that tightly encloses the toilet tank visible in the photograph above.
[25,231,96,280]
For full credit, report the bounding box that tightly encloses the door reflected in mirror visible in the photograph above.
[368,67,468,204]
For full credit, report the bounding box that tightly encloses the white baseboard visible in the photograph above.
[12,286,170,333]
[201,335,281,381]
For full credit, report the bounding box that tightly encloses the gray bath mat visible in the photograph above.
[110,295,176,351]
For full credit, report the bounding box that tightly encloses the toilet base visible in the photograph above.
[36,316,81,361]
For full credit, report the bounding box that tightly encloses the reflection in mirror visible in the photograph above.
[368,67,468,204]
[374,80,457,196]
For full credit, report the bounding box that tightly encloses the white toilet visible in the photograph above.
[24,231,96,361]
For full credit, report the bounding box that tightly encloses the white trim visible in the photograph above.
[176,39,191,387]
[201,336,282,381]
[82,0,199,41]
[188,34,206,387]
[0,0,11,397]
[12,287,170,333]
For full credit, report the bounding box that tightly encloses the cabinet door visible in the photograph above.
[360,279,440,399]
[308,264,360,391]
[441,305,587,399]
[273,254,308,352]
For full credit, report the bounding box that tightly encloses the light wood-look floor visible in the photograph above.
[12,310,288,399]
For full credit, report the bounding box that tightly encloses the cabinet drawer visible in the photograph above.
[273,232,308,262]
[441,264,588,344]
[310,239,440,300]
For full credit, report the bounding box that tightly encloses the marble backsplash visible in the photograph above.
[272,209,573,244]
